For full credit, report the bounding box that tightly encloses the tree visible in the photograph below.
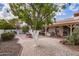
[8,19,18,28]
[9,3,62,46]
[0,20,16,33]
[9,3,58,30]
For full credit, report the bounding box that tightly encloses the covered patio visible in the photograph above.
[48,16,79,37]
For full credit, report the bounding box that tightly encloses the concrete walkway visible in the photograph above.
[16,34,79,56]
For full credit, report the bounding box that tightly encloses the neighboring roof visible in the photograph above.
[48,16,79,27]
[74,12,79,17]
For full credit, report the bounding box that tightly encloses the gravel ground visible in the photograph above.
[17,35,79,56]
[0,38,22,56]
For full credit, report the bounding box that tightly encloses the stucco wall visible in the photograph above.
[57,27,63,37]
[48,27,63,37]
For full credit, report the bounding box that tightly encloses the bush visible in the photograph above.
[22,26,29,33]
[1,32,15,41]
[61,27,79,45]
[66,27,79,45]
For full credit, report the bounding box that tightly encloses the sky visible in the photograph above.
[56,3,79,21]
[0,3,17,20]
[0,3,79,21]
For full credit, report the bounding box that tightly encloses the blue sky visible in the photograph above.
[56,3,79,21]
[0,3,79,21]
[0,3,4,11]
[0,3,17,20]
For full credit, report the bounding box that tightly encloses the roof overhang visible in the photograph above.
[48,17,79,28]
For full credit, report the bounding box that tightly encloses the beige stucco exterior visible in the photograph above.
[47,13,79,37]
[57,27,63,37]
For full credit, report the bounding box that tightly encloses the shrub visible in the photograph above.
[66,27,79,45]
[22,26,29,33]
[1,32,15,41]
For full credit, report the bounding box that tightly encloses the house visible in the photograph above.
[48,12,79,37]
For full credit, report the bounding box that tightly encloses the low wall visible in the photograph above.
[0,30,4,35]
[0,29,23,38]
[0,29,17,34]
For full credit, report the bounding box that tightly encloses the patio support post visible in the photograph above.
[70,24,73,36]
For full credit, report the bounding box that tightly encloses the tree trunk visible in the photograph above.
[29,29,40,47]
[45,27,47,36]
[44,24,47,36]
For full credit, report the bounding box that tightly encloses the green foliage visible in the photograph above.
[31,20,44,30]
[66,27,79,45]
[67,32,79,45]
[0,20,16,29]
[22,26,29,33]
[1,32,15,41]
[9,3,59,30]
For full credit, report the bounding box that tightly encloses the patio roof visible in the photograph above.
[48,16,79,27]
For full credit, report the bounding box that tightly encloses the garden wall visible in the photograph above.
[0,29,22,38]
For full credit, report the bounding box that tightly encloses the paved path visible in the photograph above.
[16,34,79,56]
